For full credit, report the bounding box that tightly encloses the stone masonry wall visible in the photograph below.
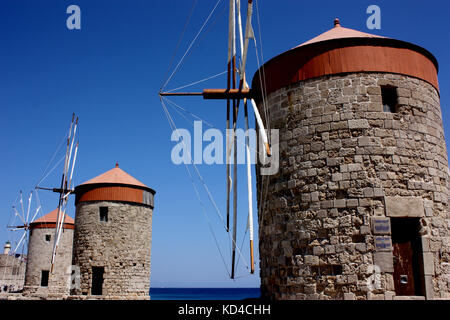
[23,227,73,297]
[72,201,152,299]
[0,254,26,292]
[256,72,450,300]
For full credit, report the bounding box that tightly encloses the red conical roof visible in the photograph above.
[252,18,439,97]
[79,163,149,188]
[31,208,74,226]
[296,18,385,48]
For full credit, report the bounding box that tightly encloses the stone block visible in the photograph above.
[373,252,394,273]
[385,196,425,217]
[325,245,336,254]
[343,292,355,300]
[304,255,319,266]
[424,206,433,217]
[367,86,382,95]
[347,274,358,284]
[326,157,342,166]
[325,139,342,150]
[313,246,324,256]
[334,199,346,208]
[347,163,362,172]
[358,136,381,147]
[396,88,411,97]
[348,119,370,129]
[332,173,342,182]
[363,187,374,197]
[311,191,319,202]
[393,296,425,300]
[355,243,367,252]
[421,237,431,252]
[424,275,434,300]
[347,199,359,207]
[384,291,395,300]
[360,225,371,235]
[367,102,383,112]
[423,252,435,276]
[373,188,384,197]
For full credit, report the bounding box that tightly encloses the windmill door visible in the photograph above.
[92,266,104,295]
[393,241,415,295]
[391,218,424,296]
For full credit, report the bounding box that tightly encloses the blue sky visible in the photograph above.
[0,0,449,288]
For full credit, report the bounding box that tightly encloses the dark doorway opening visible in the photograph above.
[91,266,104,295]
[391,218,424,296]
[41,270,49,287]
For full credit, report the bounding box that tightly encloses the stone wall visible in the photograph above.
[72,201,152,299]
[256,72,450,300]
[0,254,26,292]
[22,227,74,297]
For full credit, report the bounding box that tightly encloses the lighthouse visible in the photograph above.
[252,19,449,300]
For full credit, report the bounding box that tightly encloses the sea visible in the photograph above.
[149,287,261,300]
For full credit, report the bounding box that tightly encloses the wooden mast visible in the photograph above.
[50,114,78,273]
[238,0,255,274]
[230,0,238,280]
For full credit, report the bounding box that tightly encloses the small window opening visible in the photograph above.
[12,267,20,275]
[45,234,51,242]
[41,270,49,287]
[381,86,398,113]
[99,207,108,222]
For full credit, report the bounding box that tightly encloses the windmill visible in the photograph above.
[159,0,271,279]
[5,114,79,275]
[7,190,42,255]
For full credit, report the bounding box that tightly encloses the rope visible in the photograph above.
[253,0,271,150]
[160,0,198,92]
[235,216,250,272]
[161,0,224,91]
[159,97,251,274]
[253,0,271,247]
[35,155,66,188]
[163,97,266,163]
[35,131,68,188]
[160,97,231,276]
[164,70,227,93]
[163,96,214,128]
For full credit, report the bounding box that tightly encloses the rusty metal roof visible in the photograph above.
[31,208,74,225]
[296,18,386,48]
[79,163,149,188]
[252,18,439,96]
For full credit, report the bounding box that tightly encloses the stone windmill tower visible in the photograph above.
[252,19,449,300]
[22,208,74,297]
[71,163,155,299]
